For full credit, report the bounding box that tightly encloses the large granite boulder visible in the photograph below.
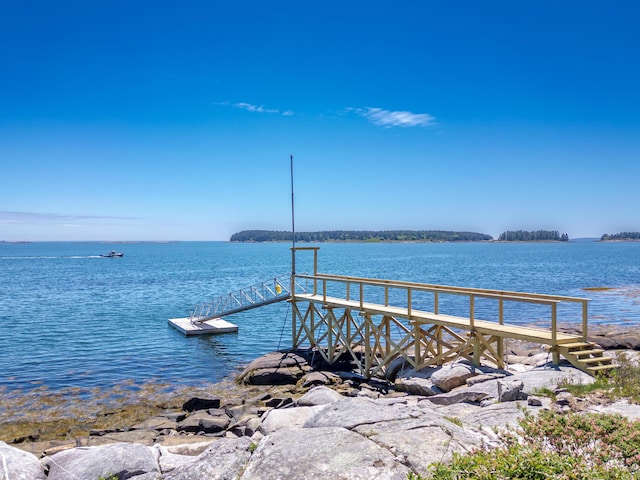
[237,350,313,385]
[163,437,253,480]
[303,397,414,430]
[260,405,326,434]
[353,414,487,475]
[44,442,159,480]
[296,385,345,406]
[394,376,442,396]
[0,441,46,480]
[241,427,411,480]
[430,363,483,392]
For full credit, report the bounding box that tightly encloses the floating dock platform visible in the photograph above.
[168,317,238,336]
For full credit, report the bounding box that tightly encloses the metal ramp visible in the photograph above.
[169,273,307,335]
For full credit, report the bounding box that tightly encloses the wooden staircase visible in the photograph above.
[556,341,617,375]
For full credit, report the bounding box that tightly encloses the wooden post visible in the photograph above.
[414,322,422,367]
[582,300,588,342]
[552,302,559,364]
[328,308,334,362]
[473,332,481,366]
[384,315,391,360]
[364,314,372,378]
[437,325,443,366]
[291,301,298,348]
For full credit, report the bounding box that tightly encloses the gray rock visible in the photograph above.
[131,416,179,431]
[44,442,159,480]
[243,416,262,437]
[129,473,163,480]
[0,441,46,480]
[528,395,543,406]
[588,400,640,420]
[300,370,341,388]
[458,400,531,431]
[87,429,159,446]
[182,396,221,412]
[356,416,486,475]
[200,415,231,433]
[303,397,413,430]
[240,427,411,480]
[466,373,507,386]
[394,376,442,396]
[468,365,594,401]
[153,444,201,473]
[164,437,253,480]
[555,391,573,406]
[430,364,482,392]
[237,351,312,385]
[260,405,326,434]
[178,410,229,433]
[296,385,344,406]
[497,379,525,402]
[421,390,488,406]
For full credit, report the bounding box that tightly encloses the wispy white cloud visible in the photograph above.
[0,211,137,225]
[230,102,293,116]
[350,107,436,128]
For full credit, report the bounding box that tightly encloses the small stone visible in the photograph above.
[528,396,543,406]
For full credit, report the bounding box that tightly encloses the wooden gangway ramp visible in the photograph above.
[288,248,615,378]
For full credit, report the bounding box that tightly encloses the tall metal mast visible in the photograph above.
[290,154,296,276]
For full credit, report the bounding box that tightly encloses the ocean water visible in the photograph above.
[1,240,639,397]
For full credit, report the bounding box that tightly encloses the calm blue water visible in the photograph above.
[1,240,639,396]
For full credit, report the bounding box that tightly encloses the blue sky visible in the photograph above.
[1,1,638,241]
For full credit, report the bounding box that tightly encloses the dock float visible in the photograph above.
[168,317,238,336]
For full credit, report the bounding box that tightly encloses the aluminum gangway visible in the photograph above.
[188,273,309,323]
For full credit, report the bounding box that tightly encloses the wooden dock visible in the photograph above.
[289,247,615,378]
[171,246,615,377]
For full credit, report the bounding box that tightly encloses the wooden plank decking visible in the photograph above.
[295,293,581,345]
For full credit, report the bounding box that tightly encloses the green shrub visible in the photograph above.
[420,410,640,479]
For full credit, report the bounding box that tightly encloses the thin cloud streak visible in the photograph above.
[350,107,436,128]
[231,102,294,116]
[0,211,137,225]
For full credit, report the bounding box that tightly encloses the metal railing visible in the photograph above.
[189,273,309,323]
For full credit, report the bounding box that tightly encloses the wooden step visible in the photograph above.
[558,342,593,350]
[580,356,613,365]
[571,349,604,357]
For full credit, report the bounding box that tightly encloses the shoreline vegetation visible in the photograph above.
[231,230,640,243]
[230,229,575,243]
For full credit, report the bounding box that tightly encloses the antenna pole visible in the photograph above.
[290,154,296,276]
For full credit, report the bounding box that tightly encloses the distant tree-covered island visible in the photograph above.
[601,232,640,241]
[230,230,493,243]
[497,230,569,242]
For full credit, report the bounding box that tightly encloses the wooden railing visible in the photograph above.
[293,272,590,342]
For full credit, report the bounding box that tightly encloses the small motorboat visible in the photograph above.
[100,250,124,258]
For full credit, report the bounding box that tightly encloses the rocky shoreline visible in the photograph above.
[2,331,640,479]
